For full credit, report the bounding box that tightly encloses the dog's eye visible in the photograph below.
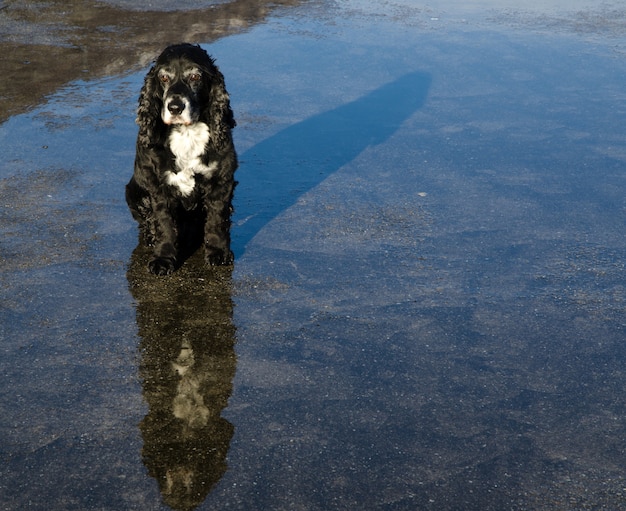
[188,73,201,83]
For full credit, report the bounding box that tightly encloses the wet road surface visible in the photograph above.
[2,1,626,509]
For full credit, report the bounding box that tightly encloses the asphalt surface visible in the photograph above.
[2,1,626,510]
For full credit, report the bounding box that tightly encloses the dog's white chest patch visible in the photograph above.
[165,123,217,196]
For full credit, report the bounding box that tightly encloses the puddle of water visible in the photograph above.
[2,1,626,510]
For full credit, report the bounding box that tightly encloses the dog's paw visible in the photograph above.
[148,256,176,275]
[205,248,234,266]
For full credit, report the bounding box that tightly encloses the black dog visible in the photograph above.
[126,44,237,275]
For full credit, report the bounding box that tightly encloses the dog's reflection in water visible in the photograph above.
[127,245,236,511]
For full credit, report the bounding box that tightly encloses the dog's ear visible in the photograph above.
[204,67,236,152]
[136,65,162,146]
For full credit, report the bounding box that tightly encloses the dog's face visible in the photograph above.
[156,53,207,126]
[136,44,235,151]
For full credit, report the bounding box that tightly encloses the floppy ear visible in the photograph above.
[204,67,236,152]
[136,66,163,146]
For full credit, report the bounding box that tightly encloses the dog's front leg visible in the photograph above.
[203,181,235,266]
[149,197,179,275]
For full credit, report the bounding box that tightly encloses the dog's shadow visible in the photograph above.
[232,70,432,256]
[127,246,236,510]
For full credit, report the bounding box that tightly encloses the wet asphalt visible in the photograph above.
[2,1,626,510]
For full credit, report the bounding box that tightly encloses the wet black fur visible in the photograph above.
[126,43,237,275]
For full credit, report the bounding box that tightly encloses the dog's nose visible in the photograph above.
[167,98,185,115]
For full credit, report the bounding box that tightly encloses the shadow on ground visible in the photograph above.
[233,71,432,256]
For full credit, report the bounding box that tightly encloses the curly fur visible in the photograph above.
[126,44,237,275]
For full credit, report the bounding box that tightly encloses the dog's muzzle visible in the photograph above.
[162,95,194,125]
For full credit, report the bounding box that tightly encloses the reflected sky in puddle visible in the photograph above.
[2,1,626,509]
